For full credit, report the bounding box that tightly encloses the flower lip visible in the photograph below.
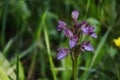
[81,25,97,38]
[69,35,79,48]
[90,32,97,38]
[57,20,66,31]
[80,41,94,52]
[57,48,69,60]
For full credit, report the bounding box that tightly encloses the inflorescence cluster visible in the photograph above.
[57,10,97,60]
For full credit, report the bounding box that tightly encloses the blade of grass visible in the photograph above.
[90,29,111,67]
[1,0,9,47]
[43,20,57,80]
[18,62,25,80]
[3,39,14,56]
[27,50,37,80]
[26,11,47,79]
[0,52,16,79]
[36,10,47,40]
[19,42,37,59]
[81,25,113,80]
[0,66,9,80]
[83,0,90,19]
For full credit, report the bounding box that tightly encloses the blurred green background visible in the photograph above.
[0,0,120,80]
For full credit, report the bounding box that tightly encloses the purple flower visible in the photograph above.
[69,35,78,48]
[72,10,79,20]
[81,25,97,38]
[56,10,97,60]
[64,28,74,38]
[57,20,66,31]
[57,48,69,60]
[80,41,94,52]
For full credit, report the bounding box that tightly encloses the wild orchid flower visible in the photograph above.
[57,10,97,60]
[56,10,97,80]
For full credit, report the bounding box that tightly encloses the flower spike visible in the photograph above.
[57,10,97,60]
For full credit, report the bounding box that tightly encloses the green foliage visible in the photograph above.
[0,0,120,80]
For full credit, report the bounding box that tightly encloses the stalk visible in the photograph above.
[72,57,78,80]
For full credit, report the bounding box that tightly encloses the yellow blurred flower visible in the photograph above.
[113,37,120,48]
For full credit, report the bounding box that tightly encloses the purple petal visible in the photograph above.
[90,33,97,38]
[80,41,94,52]
[64,28,74,38]
[69,40,77,49]
[57,48,69,60]
[81,25,97,38]
[69,35,78,48]
[57,20,66,31]
[81,26,89,34]
[72,10,79,20]
[84,44,94,52]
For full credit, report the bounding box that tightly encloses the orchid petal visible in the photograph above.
[57,48,69,60]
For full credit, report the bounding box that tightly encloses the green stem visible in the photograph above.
[72,57,78,80]
[16,51,19,80]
